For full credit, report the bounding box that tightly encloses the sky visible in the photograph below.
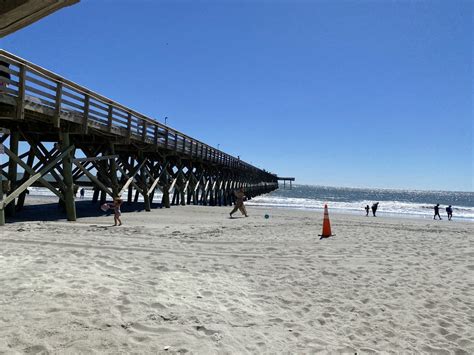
[1,0,472,191]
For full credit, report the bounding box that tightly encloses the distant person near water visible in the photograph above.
[371,202,379,217]
[446,205,453,221]
[433,203,442,220]
[230,188,248,218]
[365,205,370,216]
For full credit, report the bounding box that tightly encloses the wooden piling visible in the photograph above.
[5,132,19,216]
[60,132,76,221]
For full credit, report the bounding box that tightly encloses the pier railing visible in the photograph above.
[0,49,261,173]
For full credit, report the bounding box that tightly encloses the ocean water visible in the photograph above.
[246,185,474,221]
[28,185,473,221]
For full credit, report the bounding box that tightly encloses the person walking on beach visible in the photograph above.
[365,205,370,216]
[109,197,123,226]
[230,188,248,218]
[371,202,379,217]
[446,205,453,221]
[433,203,442,220]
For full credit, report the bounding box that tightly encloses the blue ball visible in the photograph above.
[264,214,270,219]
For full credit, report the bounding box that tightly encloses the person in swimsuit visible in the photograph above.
[109,197,123,226]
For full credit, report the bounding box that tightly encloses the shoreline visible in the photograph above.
[248,204,474,223]
[13,193,474,224]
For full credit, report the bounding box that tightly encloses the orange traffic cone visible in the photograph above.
[319,204,334,239]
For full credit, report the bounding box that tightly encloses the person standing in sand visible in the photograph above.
[446,205,453,221]
[109,197,123,226]
[433,203,442,220]
[371,202,379,217]
[230,188,248,218]
[365,205,370,216]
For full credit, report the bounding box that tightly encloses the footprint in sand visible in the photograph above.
[24,345,50,354]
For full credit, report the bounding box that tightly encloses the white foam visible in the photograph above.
[247,196,474,220]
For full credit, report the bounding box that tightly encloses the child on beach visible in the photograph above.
[365,205,370,216]
[109,197,123,226]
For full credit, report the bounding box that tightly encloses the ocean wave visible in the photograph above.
[27,186,474,220]
[247,196,474,220]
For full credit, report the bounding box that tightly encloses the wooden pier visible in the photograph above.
[0,0,79,38]
[277,177,295,189]
[0,50,278,225]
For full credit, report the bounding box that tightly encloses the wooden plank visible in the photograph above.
[73,155,118,163]
[61,88,85,102]
[16,64,25,119]
[25,84,57,101]
[25,74,57,91]
[0,145,74,209]
[183,178,190,193]
[107,105,113,132]
[5,147,63,199]
[168,177,179,193]
[147,162,168,196]
[0,63,19,76]
[87,107,109,119]
[73,161,113,197]
[19,135,67,192]
[82,95,90,133]
[111,108,129,120]
[53,82,62,128]
[88,99,109,111]
[127,112,132,140]
[142,120,147,142]
[60,97,84,111]
[117,159,146,196]
[148,175,161,196]
[0,77,16,86]
[0,87,18,96]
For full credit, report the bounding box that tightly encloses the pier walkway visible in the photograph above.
[0,50,278,224]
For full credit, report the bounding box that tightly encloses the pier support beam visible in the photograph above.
[161,164,170,208]
[60,132,76,221]
[5,132,19,216]
[16,148,35,211]
[109,144,119,198]
[139,153,151,212]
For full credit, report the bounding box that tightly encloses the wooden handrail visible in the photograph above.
[0,49,274,178]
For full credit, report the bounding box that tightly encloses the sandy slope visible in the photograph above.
[0,201,473,354]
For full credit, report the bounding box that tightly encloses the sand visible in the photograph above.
[0,198,473,354]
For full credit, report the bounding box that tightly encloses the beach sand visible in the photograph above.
[0,199,473,354]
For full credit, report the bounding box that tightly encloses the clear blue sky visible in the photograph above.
[1,0,472,191]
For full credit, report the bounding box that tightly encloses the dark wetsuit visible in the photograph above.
[446,206,453,220]
[371,203,379,217]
